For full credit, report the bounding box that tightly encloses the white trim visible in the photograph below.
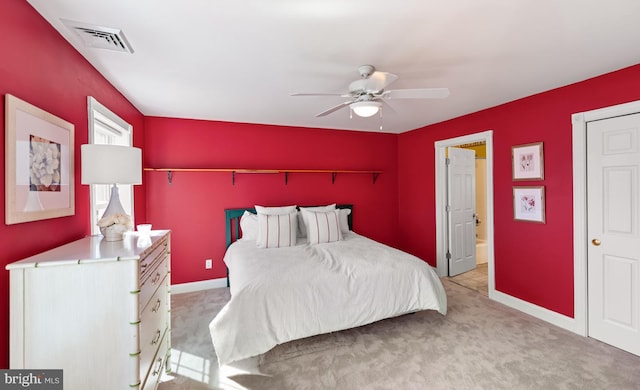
[434,130,495,297]
[171,278,228,294]
[492,290,577,332]
[88,96,131,133]
[572,112,588,336]
[571,99,640,337]
[87,97,135,235]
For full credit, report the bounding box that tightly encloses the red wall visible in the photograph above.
[6,0,640,372]
[144,117,399,284]
[398,63,640,318]
[0,2,145,368]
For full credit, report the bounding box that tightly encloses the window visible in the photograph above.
[88,97,135,235]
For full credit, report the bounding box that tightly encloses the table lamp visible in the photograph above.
[81,144,142,241]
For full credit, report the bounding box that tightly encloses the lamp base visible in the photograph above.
[100,224,128,241]
[103,184,127,216]
[97,184,133,241]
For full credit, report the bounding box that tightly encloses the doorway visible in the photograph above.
[435,130,495,298]
[572,101,640,355]
[447,146,477,277]
[447,147,489,295]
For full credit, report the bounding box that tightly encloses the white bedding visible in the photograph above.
[209,231,447,366]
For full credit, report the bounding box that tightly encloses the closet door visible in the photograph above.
[587,113,640,356]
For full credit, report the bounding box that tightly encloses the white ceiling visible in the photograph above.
[26,0,640,134]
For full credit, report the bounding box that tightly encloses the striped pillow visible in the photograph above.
[256,211,298,248]
[301,209,343,245]
[298,204,336,237]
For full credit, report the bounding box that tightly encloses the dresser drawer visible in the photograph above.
[140,274,169,382]
[142,332,169,390]
[140,238,168,279]
[140,255,168,312]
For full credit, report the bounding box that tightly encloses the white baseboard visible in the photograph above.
[491,290,579,334]
[171,278,228,294]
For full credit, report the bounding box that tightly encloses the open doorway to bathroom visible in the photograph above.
[446,140,489,295]
[435,134,494,296]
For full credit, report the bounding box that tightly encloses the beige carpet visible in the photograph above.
[159,280,640,390]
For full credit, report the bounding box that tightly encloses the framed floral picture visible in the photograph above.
[512,142,544,180]
[5,94,75,224]
[513,186,545,223]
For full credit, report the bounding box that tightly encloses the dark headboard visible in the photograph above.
[224,204,353,249]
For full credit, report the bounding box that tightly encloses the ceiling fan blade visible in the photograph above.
[367,71,399,91]
[315,101,353,117]
[349,71,399,93]
[383,88,450,99]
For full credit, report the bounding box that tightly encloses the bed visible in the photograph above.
[209,204,447,366]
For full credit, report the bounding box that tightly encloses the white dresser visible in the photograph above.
[6,230,171,390]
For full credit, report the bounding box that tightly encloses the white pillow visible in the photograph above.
[255,205,297,215]
[302,209,342,245]
[256,212,298,248]
[255,205,298,248]
[298,204,336,237]
[239,211,258,241]
[338,208,351,233]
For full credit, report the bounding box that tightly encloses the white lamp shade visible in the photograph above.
[81,144,142,185]
[351,101,382,118]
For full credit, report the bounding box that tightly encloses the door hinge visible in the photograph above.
[445,204,451,212]
[446,157,451,165]
[446,250,451,260]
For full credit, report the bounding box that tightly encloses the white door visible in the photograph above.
[447,147,476,276]
[587,113,640,355]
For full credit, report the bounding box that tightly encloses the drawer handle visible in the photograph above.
[152,272,161,285]
[152,357,163,376]
[152,329,161,346]
[152,298,162,313]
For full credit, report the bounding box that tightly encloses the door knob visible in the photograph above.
[591,239,601,246]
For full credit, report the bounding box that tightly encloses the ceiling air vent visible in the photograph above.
[61,19,134,53]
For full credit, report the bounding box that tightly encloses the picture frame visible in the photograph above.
[513,186,545,223]
[512,142,544,180]
[5,94,75,224]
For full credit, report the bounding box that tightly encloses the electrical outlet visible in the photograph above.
[205,259,213,269]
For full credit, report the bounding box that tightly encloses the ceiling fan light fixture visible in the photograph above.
[350,101,382,117]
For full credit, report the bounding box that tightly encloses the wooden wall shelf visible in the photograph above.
[144,168,382,185]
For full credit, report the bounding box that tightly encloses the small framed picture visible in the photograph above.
[512,142,544,180]
[513,186,545,223]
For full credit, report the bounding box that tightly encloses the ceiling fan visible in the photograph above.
[291,65,450,118]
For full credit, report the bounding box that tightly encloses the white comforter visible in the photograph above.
[209,232,447,365]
